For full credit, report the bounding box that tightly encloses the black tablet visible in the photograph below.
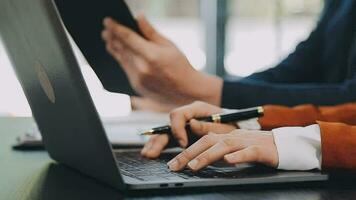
[54,0,141,95]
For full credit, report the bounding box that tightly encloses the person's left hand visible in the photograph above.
[167,129,279,172]
[101,15,223,109]
[102,15,223,109]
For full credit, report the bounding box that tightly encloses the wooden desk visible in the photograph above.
[1,117,356,200]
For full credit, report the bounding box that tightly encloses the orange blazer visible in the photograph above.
[259,103,356,172]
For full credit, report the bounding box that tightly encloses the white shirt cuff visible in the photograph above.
[272,124,322,170]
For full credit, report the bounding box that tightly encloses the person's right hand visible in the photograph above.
[101,15,223,109]
[141,101,237,158]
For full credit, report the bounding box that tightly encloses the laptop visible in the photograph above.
[0,0,329,190]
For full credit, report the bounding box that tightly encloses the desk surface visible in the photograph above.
[1,117,356,200]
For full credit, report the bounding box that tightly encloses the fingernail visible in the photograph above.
[224,154,232,160]
[136,11,145,19]
[142,145,151,155]
[167,159,179,171]
[187,160,199,170]
[167,158,175,166]
[141,147,147,155]
[145,143,152,150]
[103,18,111,26]
[179,139,186,148]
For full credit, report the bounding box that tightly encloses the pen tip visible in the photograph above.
[140,130,154,135]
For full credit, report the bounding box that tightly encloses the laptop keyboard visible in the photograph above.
[115,151,277,181]
[115,151,200,181]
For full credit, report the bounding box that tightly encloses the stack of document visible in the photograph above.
[13,111,169,150]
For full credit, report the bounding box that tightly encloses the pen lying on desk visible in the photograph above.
[141,106,264,135]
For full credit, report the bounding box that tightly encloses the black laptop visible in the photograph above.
[0,0,329,190]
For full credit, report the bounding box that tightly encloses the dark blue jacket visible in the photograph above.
[222,0,356,108]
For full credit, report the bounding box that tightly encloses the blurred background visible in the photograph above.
[0,0,323,117]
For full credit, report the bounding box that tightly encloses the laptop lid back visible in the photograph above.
[0,0,124,189]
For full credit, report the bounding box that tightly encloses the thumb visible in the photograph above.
[136,13,169,44]
[190,119,236,136]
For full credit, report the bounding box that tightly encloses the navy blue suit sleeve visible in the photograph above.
[246,0,337,83]
[222,77,356,108]
[247,29,323,83]
[220,1,349,108]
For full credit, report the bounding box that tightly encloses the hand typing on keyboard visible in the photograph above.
[166,130,278,172]
[141,101,278,172]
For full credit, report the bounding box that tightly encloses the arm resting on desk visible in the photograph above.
[318,121,356,172]
[259,103,356,130]
[257,103,356,171]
